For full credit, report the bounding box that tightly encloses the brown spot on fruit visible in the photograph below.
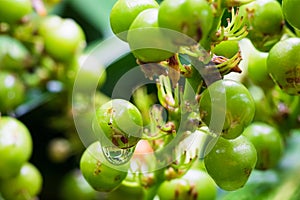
[175,188,180,199]
[112,137,119,146]
[244,168,252,178]
[114,174,121,182]
[94,161,102,175]
[196,26,202,41]
[120,135,128,144]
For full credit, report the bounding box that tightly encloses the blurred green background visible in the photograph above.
[15,0,300,199]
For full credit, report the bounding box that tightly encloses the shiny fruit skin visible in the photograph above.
[238,0,284,35]
[250,0,284,35]
[213,40,239,59]
[0,162,42,200]
[204,135,257,191]
[95,99,143,149]
[181,169,217,200]
[158,0,213,45]
[247,47,274,88]
[0,72,25,112]
[0,117,32,179]
[267,37,300,95]
[80,142,128,192]
[0,35,30,71]
[38,15,86,61]
[243,122,284,170]
[73,55,107,91]
[199,79,255,139]
[157,178,191,200]
[0,0,32,23]
[157,169,217,200]
[282,0,300,30]
[110,0,159,41]
[127,8,176,63]
[60,169,98,200]
[107,181,145,200]
[239,0,284,51]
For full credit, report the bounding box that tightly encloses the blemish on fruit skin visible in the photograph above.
[114,174,121,182]
[120,135,128,144]
[193,193,198,200]
[94,161,102,175]
[188,185,198,200]
[112,137,119,146]
[175,188,180,199]
[259,148,270,170]
[107,108,113,114]
[181,22,189,35]
[196,26,202,41]
[244,168,252,178]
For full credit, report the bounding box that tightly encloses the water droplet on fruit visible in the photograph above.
[101,146,135,165]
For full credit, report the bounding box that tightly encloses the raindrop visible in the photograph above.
[101,145,135,165]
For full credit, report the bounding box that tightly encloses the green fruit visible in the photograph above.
[247,47,273,88]
[0,0,32,23]
[238,0,284,35]
[282,0,300,29]
[110,0,159,41]
[158,0,213,45]
[204,136,257,191]
[247,85,272,123]
[80,142,128,192]
[107,181,145,200]
[250,0,284,35]
[199,79,255,139]
[157,169,217,200]
[267,37,300,95]
[213,40,239,58]
[181,169,217,200]
[127,8,176,63]
[95,99,143,149]
[243,122,284,170]
[60,169,98,200]
[157,178,190,200]
[0,162,42,200]
[38,15,86,61]
[0,117,32,179]
[0,35,30,71]
[71,55,107,91]
[0,72,25,112]
[266,86,300,130]
[239,0,284,51]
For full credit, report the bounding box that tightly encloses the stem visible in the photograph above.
[295,28,300,38]
[272,169,300,200]
[283,25,298,38]
[200,5,225,50]
[144,168,165,200]
[189,56,222,87]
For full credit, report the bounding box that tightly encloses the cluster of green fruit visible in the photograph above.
[0,0,86,114]
[0,0,88,199]
[0,0,300,199]
[0,117,42,200]
[77,0,300,199]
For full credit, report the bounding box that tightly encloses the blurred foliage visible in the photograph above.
[9,0,300,199]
